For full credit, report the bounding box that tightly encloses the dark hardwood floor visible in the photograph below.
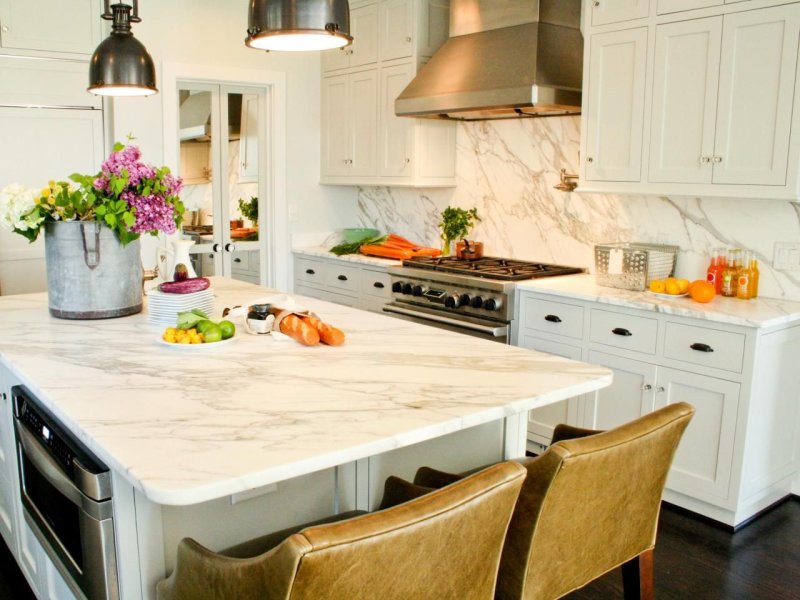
[0,498,798,599]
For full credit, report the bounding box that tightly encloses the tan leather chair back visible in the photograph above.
[158,460,526,600]
[496,402,694,600]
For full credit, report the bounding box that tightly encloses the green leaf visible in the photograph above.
[105,214,117,227]
[95,205,107,216]
[122,211,135,227]
[113,142,125,152]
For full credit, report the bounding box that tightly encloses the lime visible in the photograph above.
[219,320,236,340]
[195,319,214,334]
[203,324,222,343]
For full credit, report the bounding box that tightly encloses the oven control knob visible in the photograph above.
[484,298,502,311]
[392,281,404,293]
[444,294,461,309]
[402,283,413,295]
[471,296,484,309]
[459,293,472,306]
[412,285,426,297]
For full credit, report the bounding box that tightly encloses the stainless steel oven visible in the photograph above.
[383,302,509,342]
[13,386,119,600]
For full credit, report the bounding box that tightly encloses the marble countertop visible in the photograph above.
[293,246,402,267]
[0,278,610,506]
[516,274,800,329]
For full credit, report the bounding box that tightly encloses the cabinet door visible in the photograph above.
[713,4,800,186]
[380,0,413,61]
[585,351,656,430]
[591,0,649,27]
[321,75,350,177]
[584,28,648,182]
[657,367,740,503]
[238,94,259,183]
[649,17,722,184]
[350,3,379,68]
[349,69,378,177]
[418,0,450,57]
[379,63,414,177]
[0,0,101,55]
[520,337,583,445]
[658,0,721,14]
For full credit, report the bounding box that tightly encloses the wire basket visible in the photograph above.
[595,243,679,291]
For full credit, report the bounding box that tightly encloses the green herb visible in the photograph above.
[439,207,481,252]
[238,196,258,226]
[330,234,387,256]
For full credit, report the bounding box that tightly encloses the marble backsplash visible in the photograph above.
[357,116,800,301]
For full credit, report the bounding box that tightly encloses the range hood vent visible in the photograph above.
[395,0,584,121]
[179,92,243,142]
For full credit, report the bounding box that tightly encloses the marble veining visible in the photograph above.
[356,117,800,302]
[518,274,800,329]
[0,278,610,506]
[293,247,401,267]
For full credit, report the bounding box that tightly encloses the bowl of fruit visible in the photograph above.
[647,277,691,298]
[161,309,236,348]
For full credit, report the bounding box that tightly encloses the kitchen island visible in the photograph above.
[0,277,611,599]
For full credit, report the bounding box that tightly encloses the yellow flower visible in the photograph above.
[47,196,55,205]
[41,187,50,197]
[48,180,56,188]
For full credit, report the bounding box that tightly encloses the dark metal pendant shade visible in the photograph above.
[88,1,157,97]
[246,0,353,52]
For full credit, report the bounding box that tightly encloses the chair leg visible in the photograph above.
[621,548,654,600]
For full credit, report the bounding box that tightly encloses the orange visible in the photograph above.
[689,280,716,303]
[649,279,665,293]
[677,279,691,294]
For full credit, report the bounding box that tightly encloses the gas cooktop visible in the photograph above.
[401,256,584,282]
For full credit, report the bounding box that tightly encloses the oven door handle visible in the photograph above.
[15,420,84,507]
[383,305,509,337]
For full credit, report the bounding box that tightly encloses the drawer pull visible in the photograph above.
[305,269,315,275]
[373,282,385,289]
[544,314,562,323]
[338,275,348,281]
[234,258,242,263]
[690,342,714,353]
[612,327,632,337]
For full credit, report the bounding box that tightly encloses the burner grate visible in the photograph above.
[402,256,583,281]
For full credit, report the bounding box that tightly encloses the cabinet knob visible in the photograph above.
[225,243,236,252]
[656,386,665,393]
[713,156,723,163]
[586,156,594,163]
[405,158,411,164]
[1,25,8,33]
[700,156,711,164]
[305,269,315,275]
[593,1,600,6]
[212,243,221,253]
[405,36,412,43]
[373,282,385,289]
[544,314,562,323]
[642,384,652,391]
[338,274,348,281]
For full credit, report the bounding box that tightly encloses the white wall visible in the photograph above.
[110,0,357,273]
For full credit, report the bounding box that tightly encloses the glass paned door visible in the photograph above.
[175,82,266,285]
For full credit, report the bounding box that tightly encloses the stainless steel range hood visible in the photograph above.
[395,0,584,121]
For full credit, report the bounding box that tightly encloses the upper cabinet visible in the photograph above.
[0,0,102,57]
[591,0,651,26]
[322,3,379,72]
[580,0,800,200]
[320,0,457,188]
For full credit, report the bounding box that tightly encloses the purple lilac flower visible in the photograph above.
[122,191,177,235]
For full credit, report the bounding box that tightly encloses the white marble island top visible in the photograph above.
[0,278,610,506]
[517,274,800,329]
[293,245,402,267]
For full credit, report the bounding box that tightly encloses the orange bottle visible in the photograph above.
[736,251,754,299]
[750,255,760,299]
[721,249,738,297]
[706,248,726,294]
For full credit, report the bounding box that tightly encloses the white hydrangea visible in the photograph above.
[0,183,42,232]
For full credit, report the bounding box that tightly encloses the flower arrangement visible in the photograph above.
[0,142,184,246]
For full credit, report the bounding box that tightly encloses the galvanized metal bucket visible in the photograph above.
[44,221,143,319]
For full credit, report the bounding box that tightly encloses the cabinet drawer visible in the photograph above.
[296,258,327,286]
[521,297,584,340]
[321,289,359,307]
[231,251,250,271]
[326,263,361,292]
[664,322,745,373]
[360,269,391,299]
[590,309,658,354]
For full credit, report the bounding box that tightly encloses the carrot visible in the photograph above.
[387,234,418,248]
[359,245,413,260]
[410,247,442,257]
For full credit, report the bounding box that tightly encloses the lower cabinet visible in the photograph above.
[514,288,800,527]
[293,253,393,313]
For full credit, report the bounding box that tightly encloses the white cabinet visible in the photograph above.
[179,142,211,185]
[322,2,379,72]
[591,0,650,26]
[514,288,800,527]
[584,28,648,182]
[320,0,456,187]
[713,3,800,186]
[581,0,800,199]
[0,0,102,57]
[293,253,393,313]
[649,17,722,184]
[321,70,378,178]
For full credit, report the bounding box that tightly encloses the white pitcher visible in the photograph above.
[157,239,197,281]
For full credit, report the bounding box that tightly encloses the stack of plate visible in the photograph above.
[147,287,215,325]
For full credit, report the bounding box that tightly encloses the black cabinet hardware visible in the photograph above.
[612,327,632,337]
[374,282,385,289]
[690,343,714,353]
[233,258,242,263]
[544,314,562,323]
[338,275,348,281]
[305,269,315,275]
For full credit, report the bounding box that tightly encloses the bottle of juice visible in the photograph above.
[750,255,760,299]
[737,251,753,299]
[706,248,726,294]
[721,249,738,297]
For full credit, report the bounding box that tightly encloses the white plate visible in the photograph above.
[158,337,235,349]
[646,291,689,299]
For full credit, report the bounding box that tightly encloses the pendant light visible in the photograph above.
[88,0,157,97]
[245,0,353,52]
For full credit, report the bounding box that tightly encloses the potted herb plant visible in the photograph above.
[439,206,481,256]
